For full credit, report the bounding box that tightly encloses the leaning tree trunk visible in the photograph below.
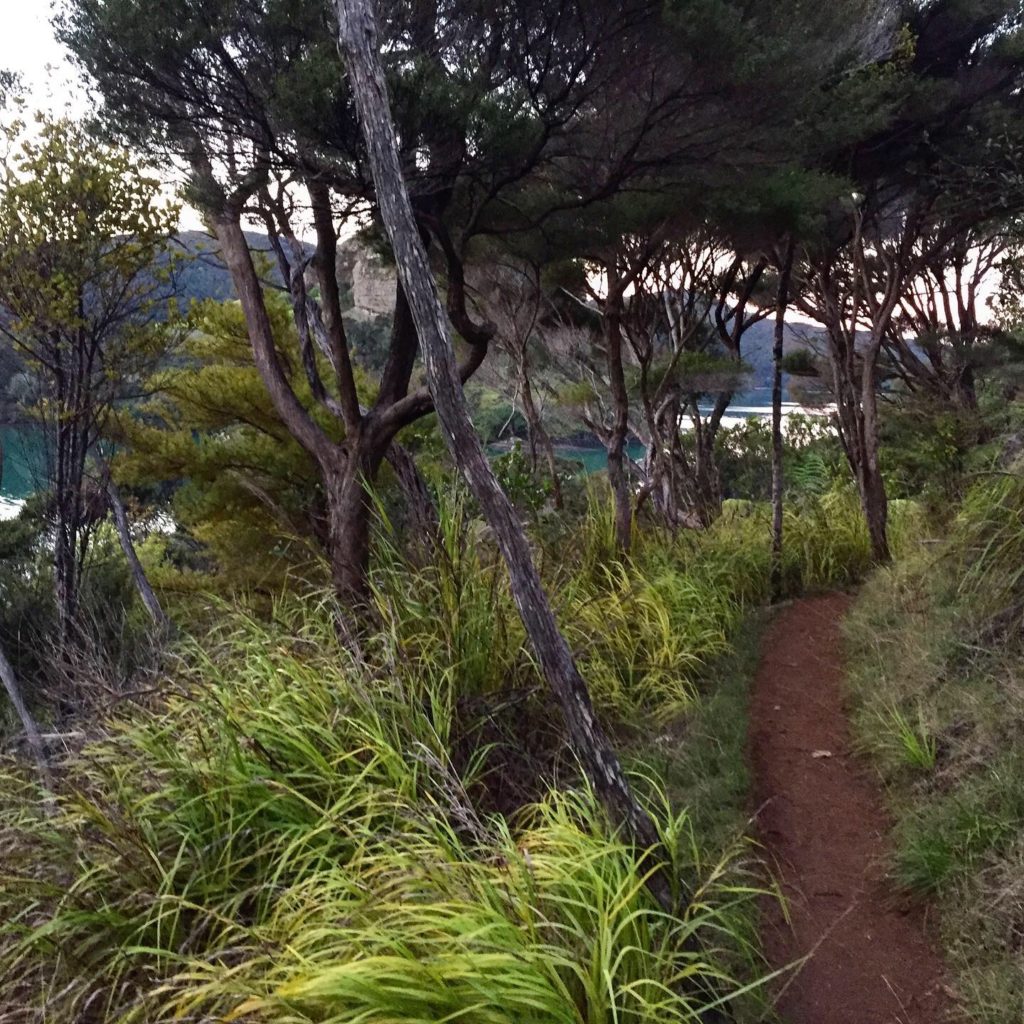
[336,0,676,912]
[0,641,54,809]
[107,479,169,631]
[771,242,794,599]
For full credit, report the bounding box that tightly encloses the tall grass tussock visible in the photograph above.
[0,485,886,1023]
[0,606,758,1023]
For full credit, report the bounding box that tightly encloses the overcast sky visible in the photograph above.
[0,3,78,105]
[0,2,207,230]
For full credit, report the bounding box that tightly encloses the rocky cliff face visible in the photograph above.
[350,253,396,320]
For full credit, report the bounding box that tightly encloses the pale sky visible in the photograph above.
[0,1,206,230]
[0,3,79,107]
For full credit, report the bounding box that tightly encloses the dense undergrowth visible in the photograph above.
[845,471,1024,1024]
[0,483,905,1023]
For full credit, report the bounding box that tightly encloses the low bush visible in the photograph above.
[0,501,160,712]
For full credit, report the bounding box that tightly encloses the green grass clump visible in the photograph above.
[371,495,529,700]
[845,473,1024,1024]
[882,704,938,771]
[0,480,889,1023]
[952,473,1024,628]
[0,601,769,1024]
[554,482,888,722]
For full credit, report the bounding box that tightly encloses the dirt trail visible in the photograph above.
[749,593,958,1024]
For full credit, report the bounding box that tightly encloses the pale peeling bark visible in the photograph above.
[335,0,676,912]
[0,641,55,810]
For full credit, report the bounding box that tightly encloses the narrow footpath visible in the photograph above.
[749,594,959,1024]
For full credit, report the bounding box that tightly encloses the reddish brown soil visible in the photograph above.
[749,593,960,1024]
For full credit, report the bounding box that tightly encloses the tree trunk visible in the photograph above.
[695,387,736,521]
[0,641,54,810]
[107,479,169,631]
[859,463,891,563]
[771,242,794,598]
[690,414,723,527]
[336,0,676,912]
[955,362,978,412]
[212,210,380,609]
[321,439,386,607]
[211,206,449,606]
[604,296,633,552]
[54,528,78,650]
[53,414,84,650]
[859,350,891,564]
[520,366,562,510]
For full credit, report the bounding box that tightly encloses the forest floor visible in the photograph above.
[749,593,961,1024]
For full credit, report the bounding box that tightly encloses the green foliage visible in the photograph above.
[371,494,527,701]
[715,414,845,502]
[0,112,181,641]
[788,451,831,495]
[467,384,528,443]
[555,479,904,721]
[115,297,363,591]
[343,311,394,372]
[951,472,1024,629]
[625,352,751,398]
[492,440,558,515]
[715,419,773,499]
[0,114,177,315]
[0,114,178,391]
[636,617,766,866]
[0,431,896,1022]
[558,379,601,410]
[880,394,982,508]
[882,704,937,771]
[0,499,56,693]
[0,498,157,700]
[0,598,764,1024]
[778,349,820,377]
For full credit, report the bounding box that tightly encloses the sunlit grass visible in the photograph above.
[0,603,768,1023]
[883,704,938,771]
[0,488,888,1023]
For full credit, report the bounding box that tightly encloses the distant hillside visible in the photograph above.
[1,231,830,424]
[169,230,286,305]
[155,235,836,406]
[732,317,829,405]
